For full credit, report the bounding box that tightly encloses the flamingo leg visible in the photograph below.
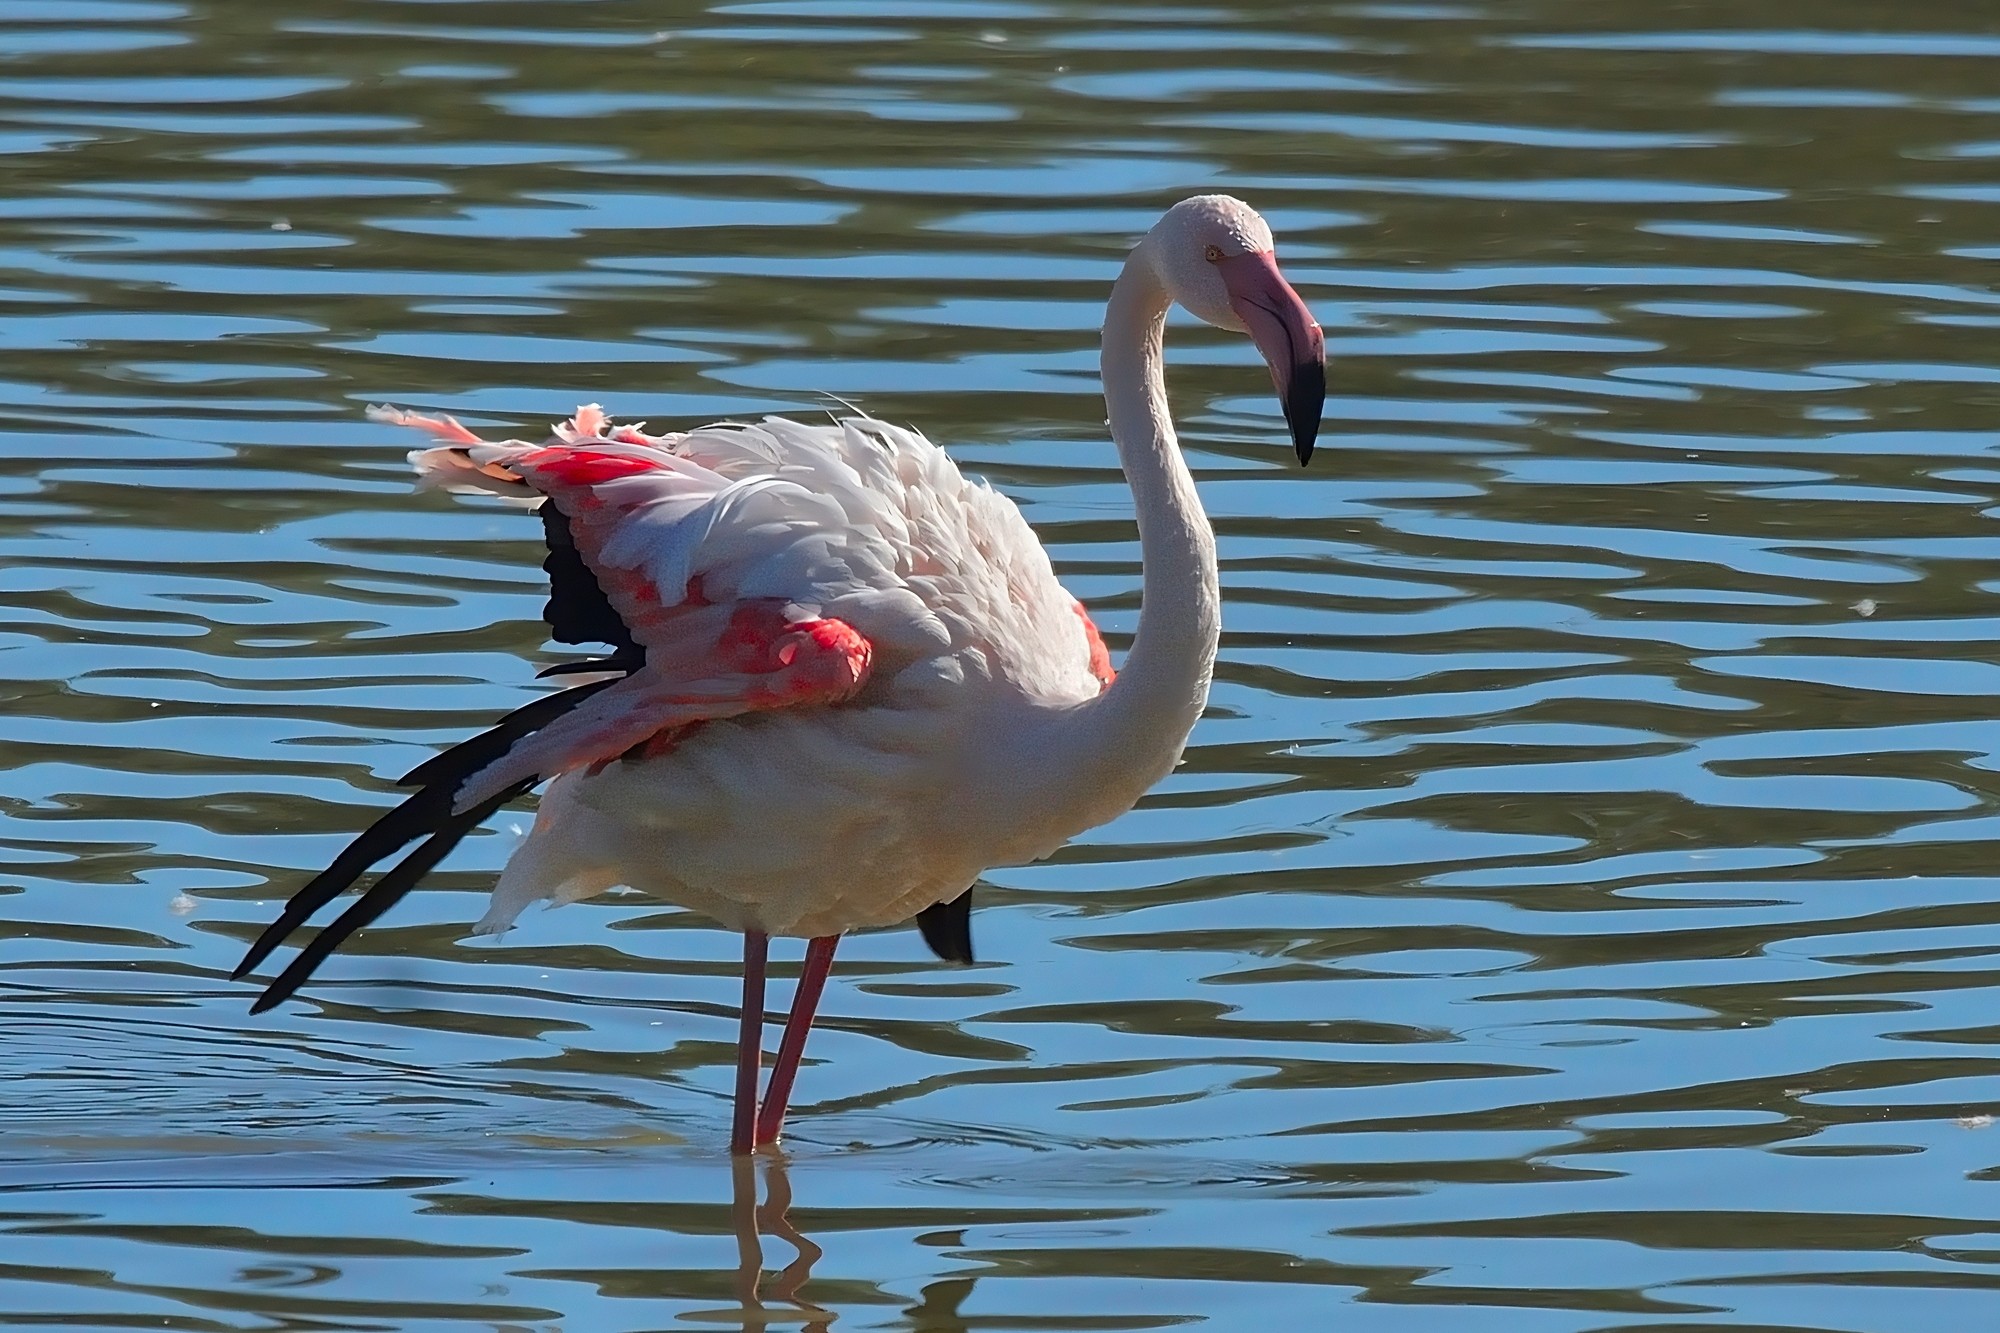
[754,934,840,1147]
[732,931,770,1156]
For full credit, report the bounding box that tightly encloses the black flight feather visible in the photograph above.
[541,500,639,653]
[397,676,620,791]
[538,654,642,678]
[248,776,535,1014]
[233,676,621,987]
[915,887,975,964]
[239,482,651,1012]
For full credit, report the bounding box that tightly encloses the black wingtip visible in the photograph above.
[915,887,975,965]
[244,777,535,1015]
[542,500,641,654]
[239,493,643,1014]
[239,679,622,1012]
[537,654,642,678]
[231,783,457,984]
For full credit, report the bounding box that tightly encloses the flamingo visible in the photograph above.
[235,195,1324,1155]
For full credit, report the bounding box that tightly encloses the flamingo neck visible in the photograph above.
[1066,241,1220,807]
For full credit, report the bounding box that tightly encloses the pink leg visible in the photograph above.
[732,931,770,1156]
[754,935,840,1147]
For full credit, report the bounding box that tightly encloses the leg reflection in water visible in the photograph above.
[730,1150,830,1326]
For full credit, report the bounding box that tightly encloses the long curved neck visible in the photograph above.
[1064,242,1220,805]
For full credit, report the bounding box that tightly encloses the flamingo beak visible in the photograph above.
[1218,250,1325,464]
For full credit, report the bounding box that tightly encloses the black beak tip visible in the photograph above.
[1283,358,1325,467]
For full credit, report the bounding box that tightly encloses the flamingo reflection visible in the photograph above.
[726,1150,831,1328]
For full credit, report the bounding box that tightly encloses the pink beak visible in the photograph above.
[1217,250,1326,464]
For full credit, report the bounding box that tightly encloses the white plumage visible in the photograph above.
[241,194,1325,1154]
[393,404,1114,940]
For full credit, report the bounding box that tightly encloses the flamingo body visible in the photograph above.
[240,195,1325,1153]
[394,407,1116,941]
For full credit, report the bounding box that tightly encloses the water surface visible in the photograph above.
[5,1,2000,1328]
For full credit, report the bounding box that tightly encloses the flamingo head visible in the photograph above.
[1148,195,1326,464]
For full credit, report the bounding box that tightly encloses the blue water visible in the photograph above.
[4,2,2000,1328]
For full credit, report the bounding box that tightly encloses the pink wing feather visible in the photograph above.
[453,606,870,811]
[389,406,881,807]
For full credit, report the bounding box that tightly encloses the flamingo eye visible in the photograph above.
[1204,244,1224,262]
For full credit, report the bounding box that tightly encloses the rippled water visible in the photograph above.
[6,1,2000,1327]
